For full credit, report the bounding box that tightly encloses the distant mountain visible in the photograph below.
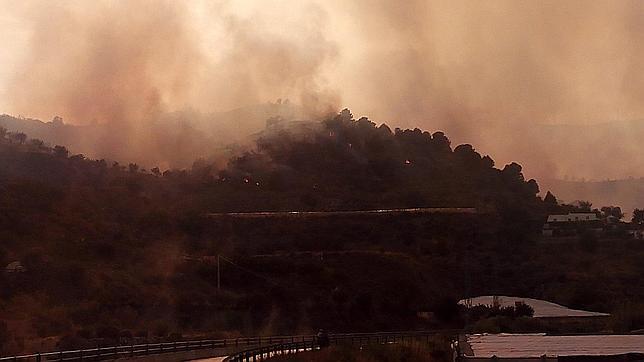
[541,177,644,216]
[443,119,644,182]
[0,102,307,169]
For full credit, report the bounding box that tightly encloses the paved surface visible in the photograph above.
[464,333,644,357]
[459,295,609,318]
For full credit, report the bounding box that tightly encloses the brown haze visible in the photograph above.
[2,0,644,182]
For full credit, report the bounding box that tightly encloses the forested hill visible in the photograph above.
[217,109,543,229]
[0,110,572,355]
[1,109,544,224]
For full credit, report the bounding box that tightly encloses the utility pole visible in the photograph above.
[217,254,221,290]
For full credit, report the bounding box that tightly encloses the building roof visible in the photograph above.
[459,296,609,318]
[463,334,644,358]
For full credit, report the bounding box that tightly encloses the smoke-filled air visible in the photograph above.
[2,0,644,180]
[5,1,644,356]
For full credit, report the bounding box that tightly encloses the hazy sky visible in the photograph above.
[2,0,644,180]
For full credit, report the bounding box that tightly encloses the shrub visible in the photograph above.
[514,302,535,317]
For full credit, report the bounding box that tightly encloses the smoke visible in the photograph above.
[197,3,339,117]
[340,0,644,125]
[5,0,339,122]
[3,0,644,180]
[1,0,339,166]
[6,1,196,124]
[324,0,644,180]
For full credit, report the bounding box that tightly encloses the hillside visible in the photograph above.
[2,110,643,355]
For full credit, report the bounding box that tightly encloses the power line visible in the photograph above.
[217,254,283,289]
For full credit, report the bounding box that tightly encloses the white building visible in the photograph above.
[543,213,601,236]
[546,213,598,223]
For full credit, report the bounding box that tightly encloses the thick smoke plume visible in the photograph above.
[324,0,644,181]
[7,1,199,124]
[5,1,338,122]
[1,0,338,167]
[2,0,644,180]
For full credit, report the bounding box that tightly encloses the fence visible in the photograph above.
[0,335,316,362]
[222,339,318,362]
[223,330,458,362]
[0,330,458,362]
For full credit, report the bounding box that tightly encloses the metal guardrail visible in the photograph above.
[223,330,458,362]
[223,339,318,362]
[0,334,315,362]
[0,330,458,362]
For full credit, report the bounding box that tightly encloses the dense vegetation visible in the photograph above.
[1,110,642,356]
